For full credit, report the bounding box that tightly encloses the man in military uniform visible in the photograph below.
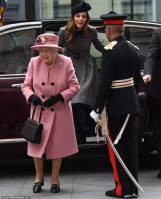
[90,11,141,198]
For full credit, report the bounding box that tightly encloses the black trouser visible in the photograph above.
[147,95,161,168]
[107,114,138,196]
[72,103,95,144]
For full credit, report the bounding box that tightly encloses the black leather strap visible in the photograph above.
[32,105,43,123]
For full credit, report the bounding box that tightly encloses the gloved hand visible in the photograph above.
[90,110,100,123]
[29,94,42,106]
[43,94,64,108]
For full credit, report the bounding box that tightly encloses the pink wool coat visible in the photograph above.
[21,54,80,159]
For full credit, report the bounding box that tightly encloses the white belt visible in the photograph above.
[111,77,134,89]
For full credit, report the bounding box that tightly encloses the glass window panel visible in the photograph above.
[80,0,154,22]
[125,27,153,56]
[3,0,26,21]
[2,0,160,23]
[40,0,71,19]
[124,26,154,69]
[0,29,39,75]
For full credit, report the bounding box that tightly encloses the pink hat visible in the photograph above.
[31,33,63,51]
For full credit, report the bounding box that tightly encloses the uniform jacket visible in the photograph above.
[93,36,141,116]
[58,26,104,107]
[144,27,161,99]
[21,54,80,159]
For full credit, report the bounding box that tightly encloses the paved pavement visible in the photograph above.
[0,151,161,199]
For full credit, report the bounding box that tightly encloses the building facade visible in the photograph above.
[2,0,161,23]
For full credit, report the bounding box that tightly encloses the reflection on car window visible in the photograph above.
[10,32,26,46]
[125,27,154,70]
[125,27,153,57]
[0,29,38,75]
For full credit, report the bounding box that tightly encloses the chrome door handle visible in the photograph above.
[11,83,22,88]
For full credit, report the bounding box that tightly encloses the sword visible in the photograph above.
[98,107,144,193]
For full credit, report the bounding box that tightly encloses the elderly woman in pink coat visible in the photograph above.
[21,33,80,194]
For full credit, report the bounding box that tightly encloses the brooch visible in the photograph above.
[41,37,48,44]
[34,37,48,45]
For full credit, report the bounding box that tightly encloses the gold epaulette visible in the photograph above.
[127,41,139,51]
[104,40,117,50]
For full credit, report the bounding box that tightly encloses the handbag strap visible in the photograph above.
[32,105,43,123]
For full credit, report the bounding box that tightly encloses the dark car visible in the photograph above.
[0,19,160,157]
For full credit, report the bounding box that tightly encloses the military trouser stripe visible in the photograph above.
[107,129,122,197]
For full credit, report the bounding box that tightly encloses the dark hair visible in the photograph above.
[65,12,91,45]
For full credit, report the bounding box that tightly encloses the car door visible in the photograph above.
[124,21,161,151]
[0,22,42,143]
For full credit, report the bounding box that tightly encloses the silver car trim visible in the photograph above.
[0,26,42,36]
[0,74,26,77]
[11,83,22,87]
[0,21,42,36]
[125,20,161,26]
[0,138,27,143]
[125,24,158,29]
[124,20,161,29]
[0,77,24,80]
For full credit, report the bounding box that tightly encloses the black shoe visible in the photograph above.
[51,184,60,193]
[157,170,161,179]
[131,194,139,198]
[33,179,44,193]
[105,189,138,198]
[105,189,122,198]
[124,194,139,198]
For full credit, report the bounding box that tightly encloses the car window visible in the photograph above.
[94,27,154,70]
[90,32,109,69]
[45,29,109,70]
[124,27,154,69]
[0,29,38,75]
[45,24,154,71]
[83,27,154,70]
[125,27,154,56]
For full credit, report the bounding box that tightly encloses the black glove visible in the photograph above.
[29,94,42,106]
[43,94,64,108]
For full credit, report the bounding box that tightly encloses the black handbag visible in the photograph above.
[20,105,43,144]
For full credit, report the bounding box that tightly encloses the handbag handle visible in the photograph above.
[32,105,43,123]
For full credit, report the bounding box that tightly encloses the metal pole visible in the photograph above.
[25,0,35,21]
[112,0,114,11]
[144,0,147,21]
[130,0,134,19]
[54,0,59,18]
